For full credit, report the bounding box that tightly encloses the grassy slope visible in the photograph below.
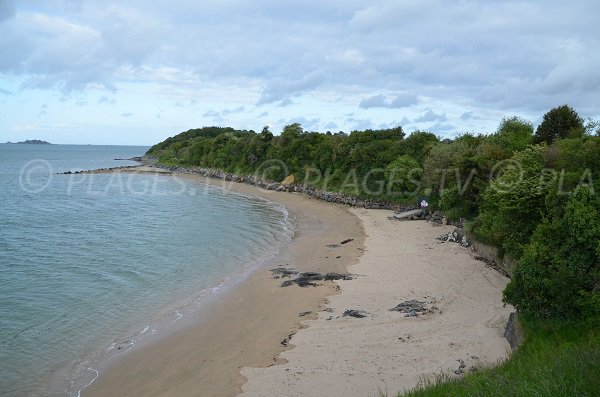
[398,319,600,397]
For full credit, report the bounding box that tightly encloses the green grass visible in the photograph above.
[396,318,600,397]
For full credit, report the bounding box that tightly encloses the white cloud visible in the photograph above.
[1,0,599,143]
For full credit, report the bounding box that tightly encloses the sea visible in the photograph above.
[0,144,294,396]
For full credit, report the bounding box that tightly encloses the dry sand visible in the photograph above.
[83,172,365,397]
[240,208,513,397]
[84,168,512,397]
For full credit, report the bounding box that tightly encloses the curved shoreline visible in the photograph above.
[241,209,512,396]
[45,173,297,397]
[83,170,366,397]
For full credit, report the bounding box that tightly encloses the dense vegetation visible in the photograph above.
[147,105,599,322]
[147,125,437,200]
[148,105,600,394]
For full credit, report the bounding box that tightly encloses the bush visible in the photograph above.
[503,186,600,319]
[475,145,548,258]
[492,116,534,153]
[385,155,422,196]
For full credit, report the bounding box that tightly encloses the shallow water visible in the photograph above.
[0,144,292,396]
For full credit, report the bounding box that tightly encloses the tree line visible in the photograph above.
[147,105,600,322]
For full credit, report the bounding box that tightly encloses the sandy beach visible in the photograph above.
[83,171,365,397]
[84,169,512,397]
[240,208,513,397]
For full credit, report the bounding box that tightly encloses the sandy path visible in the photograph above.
[240,208,512,397]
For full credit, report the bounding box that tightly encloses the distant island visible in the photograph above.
[6,139,52,144]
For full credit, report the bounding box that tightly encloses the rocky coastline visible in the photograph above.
[63,157,421,211]
[152,163,416,211]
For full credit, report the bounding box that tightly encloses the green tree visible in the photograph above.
[475,145,548,258]
[260,126,273,142]
[585,118,600,136]
[400,131,439,163]
[534,105,584,144]
[281,123,304,140]
[504,185,600,319]
[493,116,534,153]
[385,155,422,195]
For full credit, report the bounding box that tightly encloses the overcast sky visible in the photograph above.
[1,0,599,145]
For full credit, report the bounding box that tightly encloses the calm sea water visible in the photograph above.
[0,144,293,396]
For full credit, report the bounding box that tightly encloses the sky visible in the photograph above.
[0,0,599,145]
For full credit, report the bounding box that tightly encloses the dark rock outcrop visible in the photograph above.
[504,312,524,351]
[274,268,354,287]
[437,227,470,247]
[342,309,368,318]
[324,273,354,281]
[390,300,427,317]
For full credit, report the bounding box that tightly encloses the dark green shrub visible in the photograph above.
[504,185,600,318]
[475,145,548,258]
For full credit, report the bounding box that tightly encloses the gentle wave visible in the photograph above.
[0,144,294,397]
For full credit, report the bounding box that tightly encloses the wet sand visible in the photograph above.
[83,171,365,397]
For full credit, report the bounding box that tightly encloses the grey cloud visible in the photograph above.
[276,98,295,107]
[460,111,477,120]
[121,112,133,117]
[175,100,197,108]
[359,94,387,109]
[98,95,115,104]
[0,87,13,95]
[0,5,167,92]
[345,1,600,114]
[359,93,418,109]
[222,106,245,115]
[1,0,599,124]
[257,70,326,105]
[431,122,455,131]
[429,123,456,135]
[346,117,374,130]
[203,110,221,118]
[258,111,269,117]
[414,109,447,123]
[324,121,338,130]
[0,0,15,22]
[349,1,434,32]
[390,94,418,108]
[203,106,245,120]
